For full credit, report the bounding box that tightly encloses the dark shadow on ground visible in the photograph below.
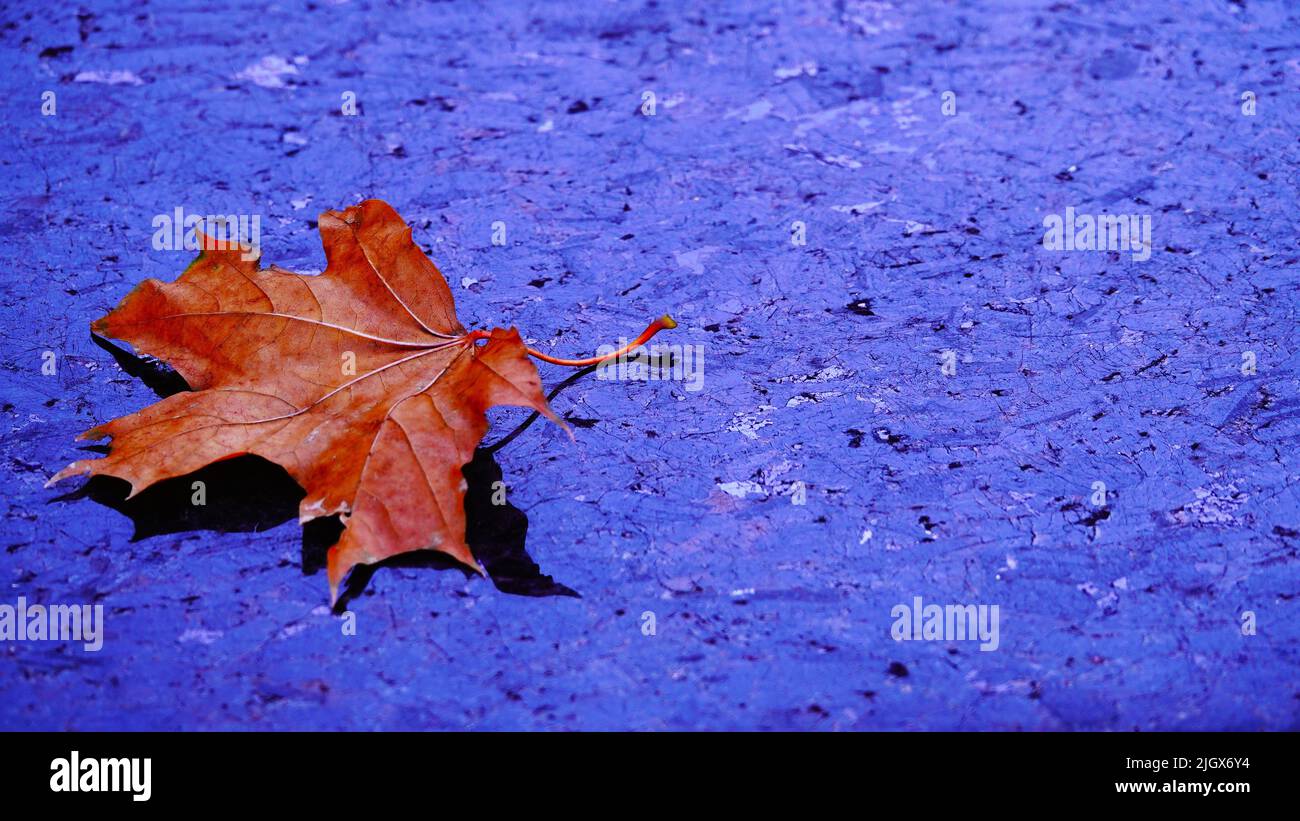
[53,456,305,541]
[55,339,588,605]
[91,333,189,398]
[55,451,578,604]
[330,447,580,609]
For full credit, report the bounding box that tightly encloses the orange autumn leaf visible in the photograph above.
[49,199,674,603]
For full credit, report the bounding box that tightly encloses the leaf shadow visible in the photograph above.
[91,332,190,398]
[329,446,580,609]
[56,342,596,605]
[333,366,599,607]
[52,457,305,542]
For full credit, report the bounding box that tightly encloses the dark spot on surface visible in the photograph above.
[1080,508,1110,527]
[874,428,903,447]
[846,297,875,316]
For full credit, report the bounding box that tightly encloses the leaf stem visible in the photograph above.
[525,315,677,367]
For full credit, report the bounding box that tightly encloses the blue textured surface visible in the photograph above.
[2,0,1298,730]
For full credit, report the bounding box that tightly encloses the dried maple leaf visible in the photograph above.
[50,199,674,603]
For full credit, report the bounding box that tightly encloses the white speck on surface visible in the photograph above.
[822,153,862,169]
[717,480,765,499]
[776,365,853,383]
[178,628,222,645]
[727,406,773,439]
[774,61,817,79]
[786,391,842,407]
[74,70,143,86]
[235,56,300,89]
[1169,481,1247,525]
[279,622,310,639]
